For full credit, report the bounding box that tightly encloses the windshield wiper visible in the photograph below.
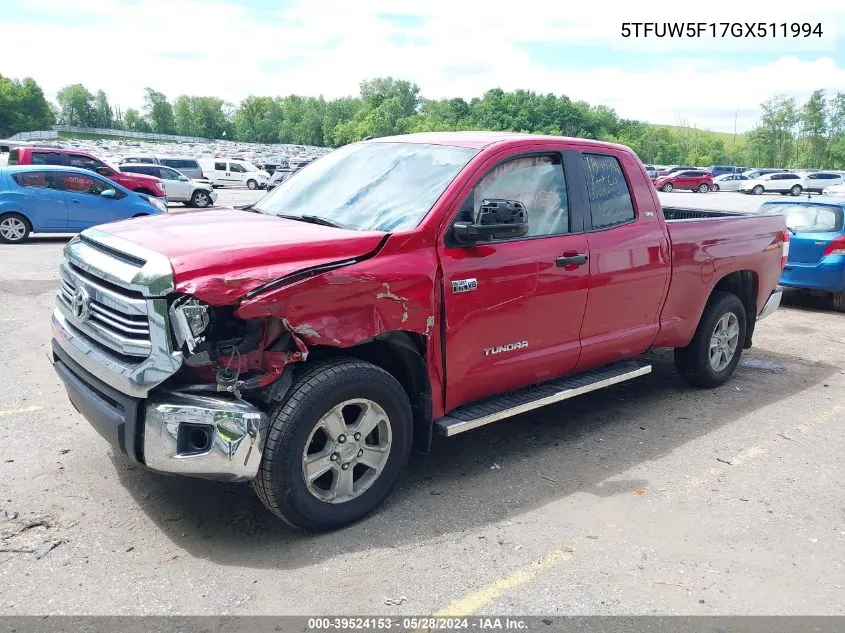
[276,214,350,229]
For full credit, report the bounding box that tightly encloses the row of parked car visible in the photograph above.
[645,164,845,196]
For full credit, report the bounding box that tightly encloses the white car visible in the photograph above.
[804,172,845,193]
[739,172,804,196]
[197,158,270,190]
[711,174,750,192]
[821,182,845,196]
[118,164,217,208]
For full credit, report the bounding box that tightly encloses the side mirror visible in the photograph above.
[179,175,189,182]
[453,199,529,243]
[95,167,112,177]
[101,188,117,198]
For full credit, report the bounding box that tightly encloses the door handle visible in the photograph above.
[556,253,588,267]
[71,199,80,204]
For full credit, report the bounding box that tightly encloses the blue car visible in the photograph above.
[759,197,845,312]
[0,165,168,244]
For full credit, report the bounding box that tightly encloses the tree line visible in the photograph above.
[2,73,845,169]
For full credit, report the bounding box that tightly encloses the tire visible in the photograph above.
[698,183,709,193]
[662,183,673,192]
[712,184,720,192]
[191,189,212,208]
[247,179,258,190]
[252,358,413,532]
[674,290,747,388]
[833,292,845,313]
[790,185,802,196]
[0,213,31,244]
[752,185,764,195]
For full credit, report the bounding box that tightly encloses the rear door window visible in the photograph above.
[69,154,107,172]
[32,152,67,166]
[12,171,63,190]
[582,153,636,230]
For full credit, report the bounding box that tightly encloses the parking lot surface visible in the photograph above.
[1,188,843,615]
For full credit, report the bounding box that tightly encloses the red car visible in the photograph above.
[653,169,713,193]
[8,147,166,198]
[51,132,787,531]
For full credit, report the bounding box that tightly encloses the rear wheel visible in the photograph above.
[191,189,212,208]
[752,185,764,195]
[674,291,747,388]
[698,183,710,193]
[790,184,802,196]
[247,179,258,190]
[833,291,845,313]
[662,183,673,192]
[252,358,413,532]
[0,213,31,244]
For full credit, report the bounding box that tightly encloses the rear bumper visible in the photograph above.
[52,339,267,482]
[757,287,783,321]
[780,259,845,294]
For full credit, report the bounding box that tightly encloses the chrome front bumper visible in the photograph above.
[52,339,267,482]
[757,286,783,321]
[144,391,265,481]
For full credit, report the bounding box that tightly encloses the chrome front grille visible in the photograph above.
[58,266,152,358]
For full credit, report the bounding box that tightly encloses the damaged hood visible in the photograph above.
[98,209,386,303]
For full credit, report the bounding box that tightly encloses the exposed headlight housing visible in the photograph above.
[147,196,168,213]
[170,296,210,353]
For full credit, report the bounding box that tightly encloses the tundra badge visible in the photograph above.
[484,341,528,356]
[452,278,477,293]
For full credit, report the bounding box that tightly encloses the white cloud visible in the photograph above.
[3,0,845,132]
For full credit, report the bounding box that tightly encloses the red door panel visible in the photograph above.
[440,235,590,410]
[575,148,671,371]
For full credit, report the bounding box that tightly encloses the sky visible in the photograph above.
[3,0,845,134]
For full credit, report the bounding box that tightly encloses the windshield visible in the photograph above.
[252,141,479,231]
[760,203,844,233]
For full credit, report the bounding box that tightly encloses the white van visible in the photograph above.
[197,158,270,190]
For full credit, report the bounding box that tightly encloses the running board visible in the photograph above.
[435,360,652,437]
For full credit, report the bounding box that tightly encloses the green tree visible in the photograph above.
[798,89,827,168]
[0,75,55,137]
[56,83,96,126]
[123,108,150,133]
[233,96,283,143]
[360,77,420,118]
[143,88,175,134]
[93,90,113,128]
[825,92,845,167]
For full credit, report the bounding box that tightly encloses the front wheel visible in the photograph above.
[191,189,212,208]
[247,179,258,190]
[0,213,31,244]
[698,183,710,193]
[662,183,674,192]
[752,185,764,195]
[833,291,845,313]
[674,291,747,388]
[712,184,720,191]
[790,184,803,196]
[252,358,413,532]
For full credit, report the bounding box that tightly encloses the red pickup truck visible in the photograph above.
[50,132,788,531]
[9,147,166,198]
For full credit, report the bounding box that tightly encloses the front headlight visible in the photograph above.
[170,296,210,353]
[148,196,168,213]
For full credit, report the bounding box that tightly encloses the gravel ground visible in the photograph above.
[1,187,843,616]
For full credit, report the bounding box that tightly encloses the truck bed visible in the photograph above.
[654,205,786,349]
